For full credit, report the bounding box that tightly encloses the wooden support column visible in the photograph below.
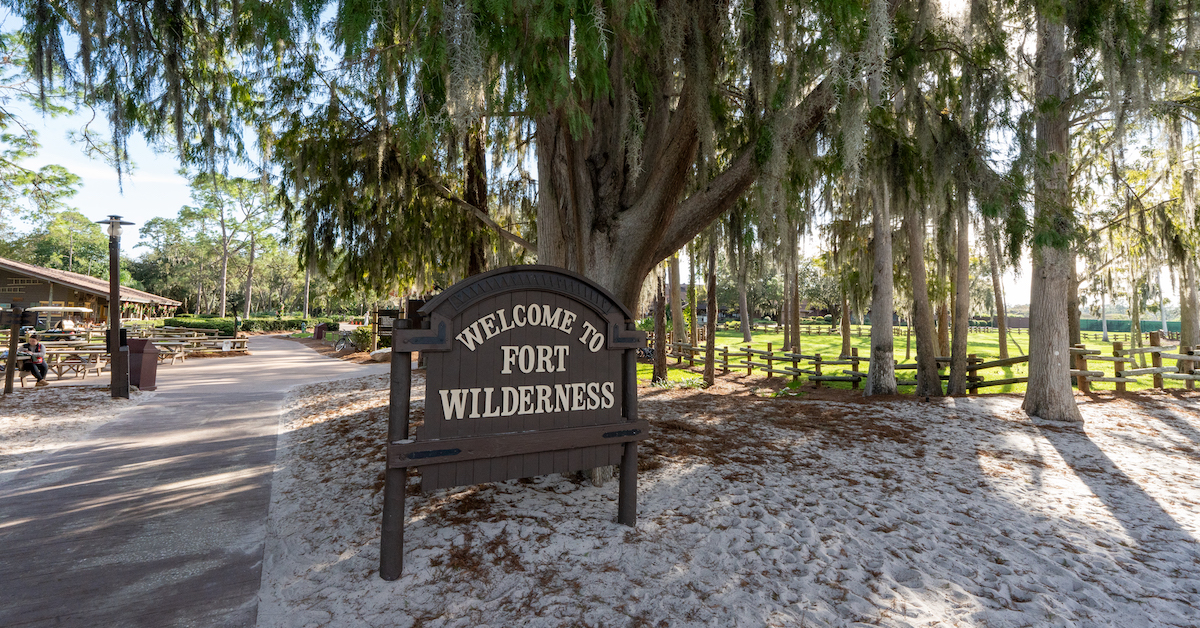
[813,354,823,389]
[380,320,412,581]
[618,345,638,526]
[766,343,773,378]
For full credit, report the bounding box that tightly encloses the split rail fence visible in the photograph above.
[653,331,1198,393]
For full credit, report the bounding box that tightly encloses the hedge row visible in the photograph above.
[165,316,341,335]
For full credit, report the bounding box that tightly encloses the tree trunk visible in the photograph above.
[738,282,752,343]
[1183,262,1200,347]
[530,46,838,315]
[937,299,950,358]
[465,128,489,277]
[1181,171,1200,347]
[1160,272,1168,333]
[840,289,852,357]
[219,244,230,318]
[782,267,791,351]
[303,264,311,319]
[949,188,970,395]
[866,177,897,396]
[791,252,801,353]
[704,233,717,386]
[985,219,1009,359]
[904,200,942,397]
[1130,271,1144,366]
[243,232,256,318]
[1069,251,1081,346]
[653,273,667,384]
[195,264,204,316]
[1023,10,1081,422]
[905,307,912,361]
[1101,283,1109,342]
[670,254,684,346]
[689,245,698,346]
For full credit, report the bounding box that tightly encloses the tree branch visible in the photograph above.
[653,77,837,261]
[421,174,536,253]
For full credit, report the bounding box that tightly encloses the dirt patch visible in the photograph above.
[184,350,253,359]
[284,335,376,364]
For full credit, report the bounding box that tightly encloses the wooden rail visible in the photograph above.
[649,330,1197,394]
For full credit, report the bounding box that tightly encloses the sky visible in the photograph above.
[17,108,210,255]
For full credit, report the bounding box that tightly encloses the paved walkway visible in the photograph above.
[0,335,389,627]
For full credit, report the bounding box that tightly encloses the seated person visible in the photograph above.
[21,333,49,387]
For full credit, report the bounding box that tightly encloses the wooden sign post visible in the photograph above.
[380,266,648,580]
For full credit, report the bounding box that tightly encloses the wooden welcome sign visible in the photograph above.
[379,265,648,580]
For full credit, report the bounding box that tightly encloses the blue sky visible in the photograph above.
[18,108,209,254]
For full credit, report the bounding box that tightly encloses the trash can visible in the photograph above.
[128,339,160,391]
[314,323,328,340]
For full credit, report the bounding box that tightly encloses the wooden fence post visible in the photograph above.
[766,343,773,378]
[1180,345,1190,391]
[721,346,729,375]
[813,354,823,388]
[1114,341,1126,393]
[1150,332,1163,390]
[968,353,978,395]
[746,346,753,376]
[851,347,860,390]
[1074,344,1089,393]
[791,349,799,383]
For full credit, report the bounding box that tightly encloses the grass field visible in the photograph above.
[640,324,1195,394]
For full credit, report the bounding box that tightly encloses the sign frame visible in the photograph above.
[379,265,647,580]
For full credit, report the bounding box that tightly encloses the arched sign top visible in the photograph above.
[418,265,635,322]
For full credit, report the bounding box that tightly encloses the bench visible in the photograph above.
[192,337,249,354]
[1,358,33,387]
[154,344,188,365]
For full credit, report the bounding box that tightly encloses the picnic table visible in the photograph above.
[45,348,108,380]
[142,340,190,365]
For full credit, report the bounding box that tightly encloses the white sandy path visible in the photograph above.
[0,385,151,482]
[258,378,1200,627]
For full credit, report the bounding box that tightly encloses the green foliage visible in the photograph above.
[164,315,340,335]
[349,324,389,349]
[165,316,237,336]
[240,317,338,333]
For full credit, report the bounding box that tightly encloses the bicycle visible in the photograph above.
[334,331,361,352]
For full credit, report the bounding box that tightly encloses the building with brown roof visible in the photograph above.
[0,256,180,323]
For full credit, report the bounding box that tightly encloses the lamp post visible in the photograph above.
[98,215,134,399]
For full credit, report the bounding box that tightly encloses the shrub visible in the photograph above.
[351,325,390,349]
[164,317,236,336]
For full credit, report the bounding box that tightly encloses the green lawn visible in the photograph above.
[653,325,1193,394]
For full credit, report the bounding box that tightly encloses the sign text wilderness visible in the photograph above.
[443,304,615,420]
